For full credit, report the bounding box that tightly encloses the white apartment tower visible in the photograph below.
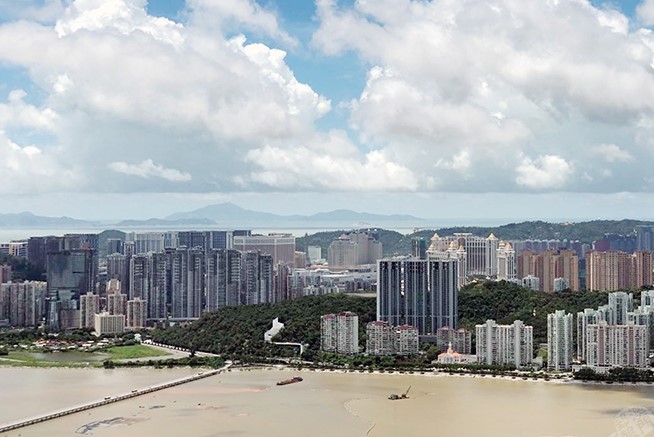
[366,321,394,355]
[497,241,516,281]
[321,314,338,352]
[337,312,359,354]
[607,292,634,325]
[547,310,574,371]
[476,319,533,369]
[394,325,419,355]
[577,308,601,361]
[321,312,359,354]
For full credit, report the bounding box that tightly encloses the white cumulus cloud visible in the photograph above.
[515,155,573,189]
[108,159,192,182]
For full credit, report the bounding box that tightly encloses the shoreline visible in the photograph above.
[229,365,654,387]
[3,356,652,388]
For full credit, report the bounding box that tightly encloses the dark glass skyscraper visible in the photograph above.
[377,258,458,334]
[46,249,96,330]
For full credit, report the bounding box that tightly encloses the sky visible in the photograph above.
[1,0,654,222]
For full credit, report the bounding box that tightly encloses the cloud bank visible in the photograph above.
[0,0,653,197]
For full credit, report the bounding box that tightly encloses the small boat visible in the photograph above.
[277,376,303,386]
[388,385,411,400]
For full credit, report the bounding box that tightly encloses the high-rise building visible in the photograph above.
[337,311,359,354]
[169,247,205,318]
[394,325,419,355]
[328,231,382,268]
[553,277,570,292]
[177,230,238,252]
[577,308,601,361]
[0,265,11,284]
[273,263,291,303]
[636,225,654,251]
[377,258,458,335]
[241,251,273,305]
[428,232,497,277]
[518,250,579,292]
[627,306,654,349]
[586,321,649,368]
[631,251,653,288]
[366,321,394,355]
[126,297,147,329]
[46,249,96,330]
[522,275,540,291]
[642,289,654,307]
[79,292,99,329]
[321,313,338,352]
[233,234,295,266]
[307,246,322,264]
[205,249,242,310]
[411,238,427,260]
[147,252,168,320]
[586,251,653,291]
[107,253,130,293]
[497,241,516,281]
[128,232,166,255]
[607,292,634,325]
[320,312,359,354]
[476,319,533,369]
[106,238,124,256]
[129,254,149,300]
[547,310,573,371]
[0,281,47,327]
[107,292,127,316]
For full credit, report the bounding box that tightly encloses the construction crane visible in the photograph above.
[388,385,411,401]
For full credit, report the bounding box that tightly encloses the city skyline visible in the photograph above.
[1,1,654,220]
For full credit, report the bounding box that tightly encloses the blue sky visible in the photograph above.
[1,0,654,222]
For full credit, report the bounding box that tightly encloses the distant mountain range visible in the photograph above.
[113,218,217,227]
[165,202,423,224]
[0,204,423,229]
[0,212,93,228]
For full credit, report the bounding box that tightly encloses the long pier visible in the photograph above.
[0,362,231,434]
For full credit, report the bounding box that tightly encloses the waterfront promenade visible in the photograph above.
[0,361,231,433]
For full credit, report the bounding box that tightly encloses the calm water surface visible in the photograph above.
[2,368,654,437]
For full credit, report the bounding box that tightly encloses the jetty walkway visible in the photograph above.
[0,361,231,433]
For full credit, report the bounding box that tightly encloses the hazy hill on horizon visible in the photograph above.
[0,212,93,228]
[164,202,423,223]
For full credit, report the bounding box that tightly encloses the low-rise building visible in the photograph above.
[94,312,125,335]
[366,321,419,356]
[435,326,472,354]
[436,343,477,365]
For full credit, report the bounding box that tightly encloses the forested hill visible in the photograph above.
[151,294,377,358]
[459,281,611,346]
[152,283,615,357]
[296,220,653,257]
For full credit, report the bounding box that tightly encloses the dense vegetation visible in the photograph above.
[103,356,224,369]
[151,294,377,359]
[0,254,45,281]
[152,282,615,360]
[459,281,611,346]
[295,220,653,257]
[573,367,654,383]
